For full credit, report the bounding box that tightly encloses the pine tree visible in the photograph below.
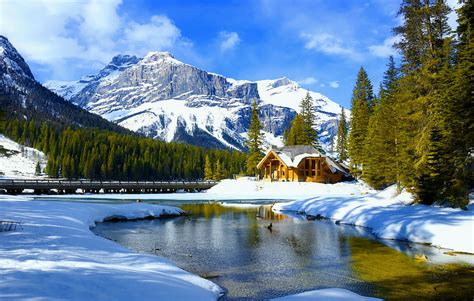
[204,155,214,180]
[284,114,306,146]
[213,159,224,181]
[363,57,401,190]
[392,0,470,206]
[336,107,348,161]
[444,0,474,206]
[347,67,373,177]
[245,100,264,176]
[35,161,41,176]
[299,92,321,149]
[394,0,426,73]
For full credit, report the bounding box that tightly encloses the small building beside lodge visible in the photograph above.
[256,145,350,183]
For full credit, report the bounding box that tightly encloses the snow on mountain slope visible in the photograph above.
[0,134,47,179]
[257,77,349,122]
[44,52,348,152]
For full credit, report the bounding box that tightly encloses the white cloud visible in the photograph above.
[368,35,400,58]
[0,0,187,79]
[328,81,339,88]
[218,31,240,51]
[124,15,182,54]
[297,77,318,85]
[300,32,358,59]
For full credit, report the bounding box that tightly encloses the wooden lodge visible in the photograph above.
[256,145,350,183]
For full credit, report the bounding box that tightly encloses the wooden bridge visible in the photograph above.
[0,179,219,195]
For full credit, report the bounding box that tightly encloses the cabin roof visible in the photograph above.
[275,145,323,167]
[257,145,349,175]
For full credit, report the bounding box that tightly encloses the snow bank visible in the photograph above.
[0,198,223,300]
[0,134,47,179]
[37,179,373,201]
[206,179,373,199]
[271,288,381,301]
[273,185,474,254]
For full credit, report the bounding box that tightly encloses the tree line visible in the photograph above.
[344,0,472,207]
[1,117,247,180]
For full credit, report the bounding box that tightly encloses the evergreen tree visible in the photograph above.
[347,67,373,177]
[394,0,426,72]
[35,161,41,176]
[336,107,348,161]
[299,92,321,149]
[444,0,474,206]
[284,114,306,146]
[213,159,224,181]
[204,155,214,180]
[363,57,401,190]
[392,0,471,206]
[245,100,264,176]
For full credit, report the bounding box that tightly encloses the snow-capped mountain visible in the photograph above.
[45,51,349,151]
[0,35,127,133]
[0,36,35,89]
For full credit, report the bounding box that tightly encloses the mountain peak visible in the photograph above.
[109,54,140,67]
[0,35,35,80]
[270,77,295,88]
[143,51,180,64]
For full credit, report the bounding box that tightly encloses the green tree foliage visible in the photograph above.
[347,0,471,207]
[1,117,247,181]
[285,93,322,149]
[284,114,306,146]
[245,100,264,176]
[347,67,373,177]
[35,161,41,176]
[363,56,401,190]
[299,92,321,149]
[446,0,474,206]
[204,155,214,180]
[336,107,348,161]
[213,159,225,181]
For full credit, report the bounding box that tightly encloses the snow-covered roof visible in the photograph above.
[257,145,349,175]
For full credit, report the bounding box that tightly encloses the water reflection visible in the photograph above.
[93,202,473,300]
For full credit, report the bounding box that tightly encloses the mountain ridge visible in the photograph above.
[44,51,349,152]
[0,35,129,134]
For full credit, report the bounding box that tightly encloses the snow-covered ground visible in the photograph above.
[38,178,374,202]
[0,196,223,300]
[0,134,47,179]
[207,178,373,199]
[273,185,474,254]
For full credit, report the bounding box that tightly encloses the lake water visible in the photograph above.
[91,201,474,300]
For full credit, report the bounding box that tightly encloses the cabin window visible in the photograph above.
[311,160,316,176]
[317,160,321,176]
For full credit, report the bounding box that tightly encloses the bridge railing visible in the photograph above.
[0,179,219,193]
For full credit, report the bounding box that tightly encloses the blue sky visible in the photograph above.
[0,0,459,108]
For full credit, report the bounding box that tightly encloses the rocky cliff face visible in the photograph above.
[45,51,349,152]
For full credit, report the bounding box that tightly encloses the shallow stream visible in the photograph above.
[90,201,474,300]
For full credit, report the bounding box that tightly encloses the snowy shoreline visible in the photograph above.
[272,185,474,255]
[0,197,223,300]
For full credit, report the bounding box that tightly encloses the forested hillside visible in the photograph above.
[346,1,473,207]
[0,115,246,180]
